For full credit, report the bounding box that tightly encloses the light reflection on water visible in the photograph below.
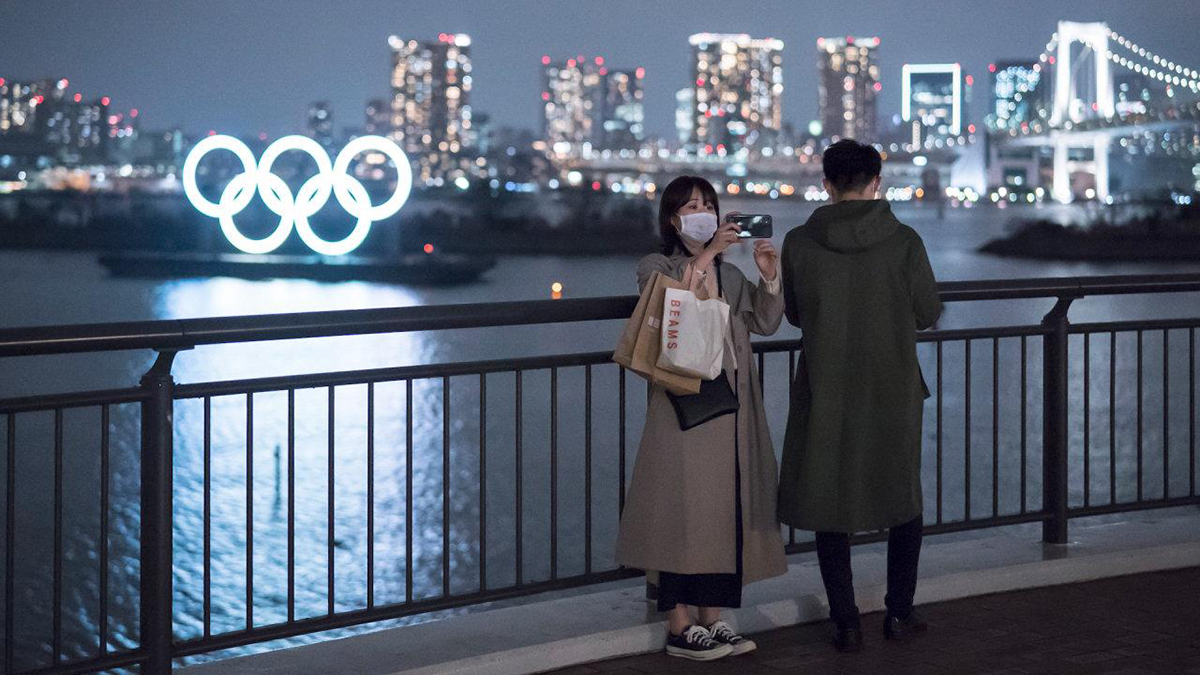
[1,202,1199,668]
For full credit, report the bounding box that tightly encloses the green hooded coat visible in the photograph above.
[777,200,943,533]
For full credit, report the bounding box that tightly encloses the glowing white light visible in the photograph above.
[182,134,412,256]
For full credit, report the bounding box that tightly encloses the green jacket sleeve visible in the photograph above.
[781,237,802,329]
[908,236,942,330]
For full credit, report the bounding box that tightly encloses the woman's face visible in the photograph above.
[673,186,715,229]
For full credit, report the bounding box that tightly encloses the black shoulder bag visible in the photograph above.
[665,263,739,431]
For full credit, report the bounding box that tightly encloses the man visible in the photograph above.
[777,139,942,652]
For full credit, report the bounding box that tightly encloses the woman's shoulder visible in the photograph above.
[636,252,681,275]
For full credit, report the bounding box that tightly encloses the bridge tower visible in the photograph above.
[1050,21,1115,127]
[1049,21,1115,204]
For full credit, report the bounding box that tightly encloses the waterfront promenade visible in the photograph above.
[551,566,1200,675]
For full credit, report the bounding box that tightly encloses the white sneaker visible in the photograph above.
[665,624,734,661]
[705,620,757,655]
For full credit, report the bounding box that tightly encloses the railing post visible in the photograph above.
[140,349,184,675]
[1041,296,1075,544]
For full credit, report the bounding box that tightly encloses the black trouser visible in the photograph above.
[814,515,923,629]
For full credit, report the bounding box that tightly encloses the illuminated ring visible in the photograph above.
[182,135,257,218]
[257,135,334,218]
[332,135,413,222]
[217,172,295,254]
[293,173,373,256]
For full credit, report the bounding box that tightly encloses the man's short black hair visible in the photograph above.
[822,139,882,193]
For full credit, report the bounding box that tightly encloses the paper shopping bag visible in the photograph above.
[656,287,729,381]
[612,271,701,395]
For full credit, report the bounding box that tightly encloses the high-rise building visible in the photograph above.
[986,60,1044,132]
[41,96,109,162]
[0,78,66,135]
[307,101,334,150]
[817,36,881,142]
[364,98,390,136]
[902,63,970,147]
[541,55,644,158]
[688,33,783,155]
[388,33,477,184]
[675,87,695,145]
[601,67,645,152]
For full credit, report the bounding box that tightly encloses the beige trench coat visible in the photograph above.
[615,251,788,584]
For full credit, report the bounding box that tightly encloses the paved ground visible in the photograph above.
[547,566,1200,675]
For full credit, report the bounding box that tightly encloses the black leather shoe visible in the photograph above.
[832,625,863,653]
[884,611,928,640]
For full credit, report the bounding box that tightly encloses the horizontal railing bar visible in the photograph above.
[172,568,641,657]
[2,273,1198,358]
[0,388,146,414]
[11,649,145,675]
[175,351,618,398]
[1069,318,1200,334]
[174,326,1052,399]
[1068,496,1200,518]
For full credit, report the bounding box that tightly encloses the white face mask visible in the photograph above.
[678,212,719,242]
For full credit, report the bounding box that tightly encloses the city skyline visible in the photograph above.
[4,1,1200,140]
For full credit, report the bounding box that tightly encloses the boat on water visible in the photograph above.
[97,250,496,285]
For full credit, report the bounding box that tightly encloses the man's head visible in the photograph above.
[822,139,882,202]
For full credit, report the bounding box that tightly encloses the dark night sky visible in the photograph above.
[3,1,1199,139]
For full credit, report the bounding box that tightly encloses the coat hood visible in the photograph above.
[801,199,902,253]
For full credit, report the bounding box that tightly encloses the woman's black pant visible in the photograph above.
[814,515,924,628]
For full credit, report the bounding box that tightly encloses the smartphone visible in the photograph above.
[730,214,773,239]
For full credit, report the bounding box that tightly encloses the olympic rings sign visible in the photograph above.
[182,134,412,256]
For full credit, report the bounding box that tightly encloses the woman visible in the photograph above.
[615,176,786,661]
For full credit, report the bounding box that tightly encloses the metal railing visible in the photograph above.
[1,272,1198,674]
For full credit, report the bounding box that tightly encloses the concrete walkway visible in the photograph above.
[179,510,1200,675]
[550,566,1200,675]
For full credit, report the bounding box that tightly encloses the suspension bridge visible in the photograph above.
[992,20,1200,203]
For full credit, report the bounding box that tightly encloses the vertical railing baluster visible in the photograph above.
[1163,330,1170,500]
[1041,298,1073,543]
[367,383,375,609]
[936,340,943,524]
[1084,333,1091,508]
[1021,336,1028,514]
[5,413,13,672]
[287,389,295,622]
[99,405,110,655]
[1190,328,1196,497]
[327,386,335,615]
[139,349,179,674]
[246,393,254,630]
[53,408,63,663]
[550,369,558,581]
[1110,332,1117,504]
[443,377,451,598]
[618,367,626,517]
[1137,330,1144,502]
[965,340,972,522]
[788,348,796,546]
[993,337,999,517]
[515,371,523,586]
[405,379,413,603]
[584,365,592,576]
[479,374,487,591]
[203,397,212,636]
